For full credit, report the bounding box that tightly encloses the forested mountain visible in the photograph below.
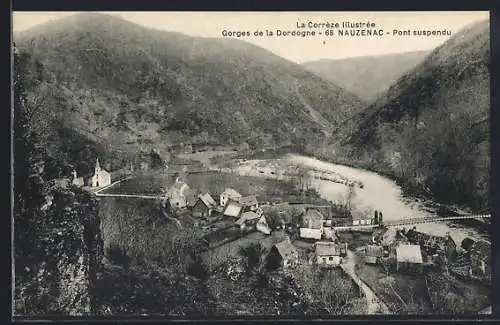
[14,12,364,173]
[334,19,490,211]
[302,51,429,103]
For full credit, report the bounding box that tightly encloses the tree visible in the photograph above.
[239,242,265,276]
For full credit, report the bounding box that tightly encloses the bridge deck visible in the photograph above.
[333,214,491,231]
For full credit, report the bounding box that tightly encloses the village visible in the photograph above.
[60,154,492,315]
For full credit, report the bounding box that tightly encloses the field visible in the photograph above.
[102,169,329,205]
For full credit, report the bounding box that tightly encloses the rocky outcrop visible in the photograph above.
[14,186,104,316]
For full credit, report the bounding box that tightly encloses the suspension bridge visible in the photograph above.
[333,214,491,231]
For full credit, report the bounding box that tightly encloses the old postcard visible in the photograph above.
[12,11,491,318]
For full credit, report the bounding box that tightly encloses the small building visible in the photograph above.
[256,215,272,235]
[192,193,217,218]
[220,188,242,207]
[223,199,243,218]
[235,211,260,231]
[166,178,194,209]
[71,170,84,187]
[396,244,423,274]
[315,241,342,266]
[302,209,324,230]
[365,245,383,265]
[299,228,322,241]
[240,195,259,212]
[91,158,111,187]
[267,237,299,269]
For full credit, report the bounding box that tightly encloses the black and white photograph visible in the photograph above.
[12,11,491,318]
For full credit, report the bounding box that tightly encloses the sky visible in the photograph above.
[12,11,489,63]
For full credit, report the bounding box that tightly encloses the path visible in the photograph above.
[93,176,133,195]
[162,210,183,229]
[340,250,390,315]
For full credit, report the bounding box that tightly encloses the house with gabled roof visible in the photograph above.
[315,241,342,266]
[267,236,299,269]
[256,215,272,235]
[192,193,217,218]
[240,195,259,212]
[223,199,243,218]
[235,211,260,231]
[396,244,423,274]
[365,245,383,265]
[220,188,242,207]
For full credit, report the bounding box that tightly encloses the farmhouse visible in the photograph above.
[396,244,423,274]
[192,193,217,218]
[71,170,84,187]
[267,237,299,269]
[256,215,272,235]
[223,199,243,218]
[91,158,111,187]
[220,188,242,207]
[365,245,383,265]
[166,178,195,209]
[240,195,259,212]
[315,241,342,266]
[235,211,261,231]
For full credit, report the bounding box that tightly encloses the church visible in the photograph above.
[91,158,111,187]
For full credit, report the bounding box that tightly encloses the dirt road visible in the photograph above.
[341,250,391,315]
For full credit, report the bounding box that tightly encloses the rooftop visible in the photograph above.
[274,238,298,259]
[199,193,217,208]
[224,201,242,217]
[315,242,340,256]
[299,228,322,240]
[396,244,423,264]
[305,209,324,221]
[241,211,260,221]
[222,188,242,198]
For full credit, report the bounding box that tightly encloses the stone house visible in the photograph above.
[315,241,342,266]
[220,188,242,207]
[223,199,243,218]
[256,215,272,235]
[365,245,383,265]
[235,211,260,231]
[267,237,299,270]
[192,193,217,218]
[396,244,424,274]
[240,195,259,213]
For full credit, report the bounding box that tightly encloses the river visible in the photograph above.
[227,153,489,242]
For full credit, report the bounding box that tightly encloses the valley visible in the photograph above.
[12,12,491,318]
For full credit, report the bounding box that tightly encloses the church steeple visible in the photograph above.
[95,158,101,174]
